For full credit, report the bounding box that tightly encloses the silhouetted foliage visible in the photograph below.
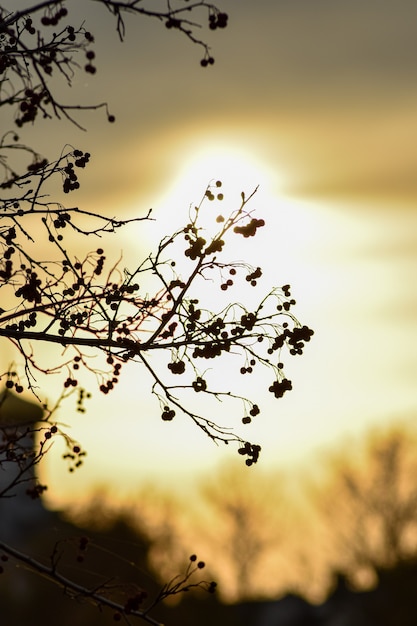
[0,1,313,622]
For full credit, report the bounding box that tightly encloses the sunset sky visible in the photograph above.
[5,1,417,507]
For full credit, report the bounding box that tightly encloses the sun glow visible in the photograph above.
[40,141,346,509]
[148,144,278,237]
[118,139,331,324]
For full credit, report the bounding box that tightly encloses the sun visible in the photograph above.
[122,136,326,318]
[149,143,280,238]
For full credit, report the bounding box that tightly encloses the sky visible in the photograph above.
[3,0,417,507]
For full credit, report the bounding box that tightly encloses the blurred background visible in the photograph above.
[1,0,417,623]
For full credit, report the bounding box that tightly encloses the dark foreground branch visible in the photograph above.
[0,539,214,624]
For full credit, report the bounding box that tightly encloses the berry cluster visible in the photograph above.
[165,17,182,29]
[62,151,90,193]
[73,149,90,168]
[62,162,80,193]
[85,49,96,74]
[205,181,223,201]
[168,360,186,374]
[266,323,313,357]
[234,217,265,238]
[0,244,15,281]
[185,301,201,333]
[161,321,178,340]
[14,270,42,303]
[268,378,292,398]
[238,441,261,466]
[276,300,296,312]
[43,425,58,441]
[53,211,71,230]
[209,11,228,30]
[240,312,257,331]
[200,56,215,68]
[288,324,314,355]
[104,280,139,306]
[114,319,131,335]
[105,356,123,379]
[24,18,36,36]
[26,482,48,499]
[26,158,48,173]
[246,266,262,286]
[220,271,235,290]
[192,376,207,392]
[4,311,37,335]
[0,258,12,281]
[240,359,256,375]
[192,340,228,359]
[168,278,186,290]
[4,226,16,246]
[205,237,225,255]
[0,24,17,75]
[76,387,91,413]
[184,232,207,260]
[241,407,260,424]
[242,405,260,424]
[66,25,76,42]
[99,368,120,395]
[205,317,226,337]
[38,48,58,76]
[162,406,175,421]
[16,89,48,127]
[41,6,68,27]
[58,310,87,335]
[62,443,87,472]
[93,252,105,276]
[63,377,78,389]
[190,554,205,568]
[4,377,24,394]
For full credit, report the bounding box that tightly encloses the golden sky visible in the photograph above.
[5,1,417,506]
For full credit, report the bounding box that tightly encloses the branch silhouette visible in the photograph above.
[0,1,312,622]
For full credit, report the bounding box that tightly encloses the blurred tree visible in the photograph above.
[314,425,417,589]
[199,463,292,601]
[0,1,313,622]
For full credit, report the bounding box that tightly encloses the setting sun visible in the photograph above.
[141,142,279,240]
